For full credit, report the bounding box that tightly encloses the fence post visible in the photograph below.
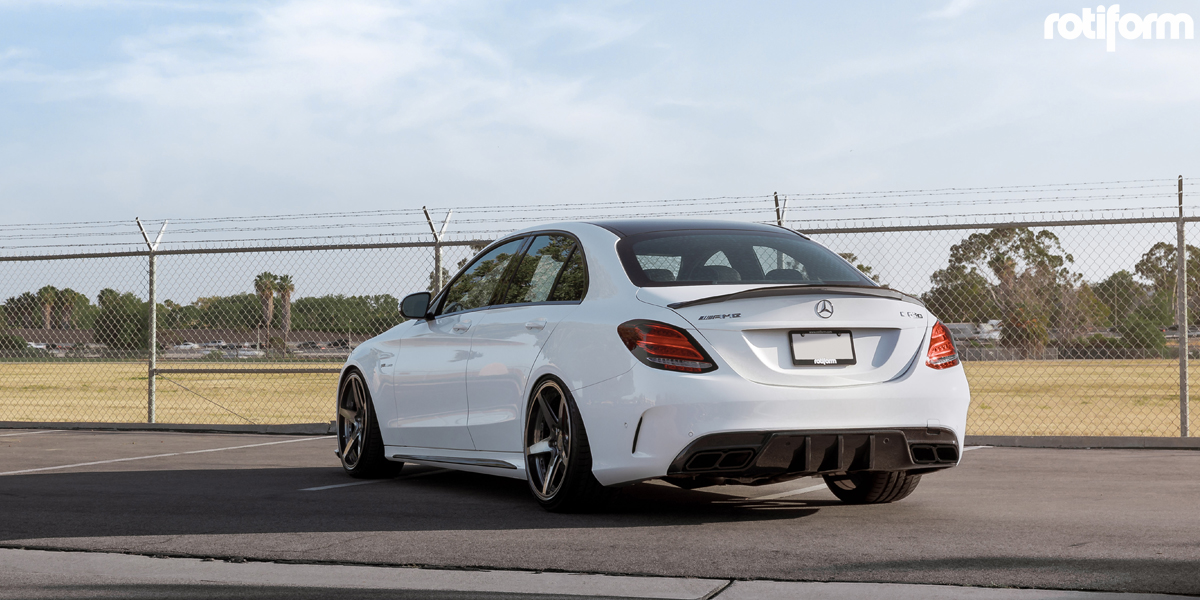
[147,251,157,423]
[1179,175,1189,437]
[136,218,167,424]
[423,207,453,294]
[433,242,442,293]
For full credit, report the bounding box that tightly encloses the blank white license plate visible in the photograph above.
[790,330,856,366]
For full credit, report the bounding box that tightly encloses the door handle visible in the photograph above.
[524,321,546,331]
[452,323,471,333]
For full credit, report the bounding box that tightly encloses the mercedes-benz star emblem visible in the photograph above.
[815,299,834,319]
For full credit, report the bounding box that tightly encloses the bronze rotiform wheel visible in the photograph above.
[523,378,608,512]
[337,370,402,479]
[823,470,921,504]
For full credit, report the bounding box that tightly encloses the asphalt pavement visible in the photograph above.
[0,429,1197,598]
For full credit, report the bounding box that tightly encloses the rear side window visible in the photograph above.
[501,234,588,304]
[618,230,874,288]
[548,245,586,302]
[440,238,525,315]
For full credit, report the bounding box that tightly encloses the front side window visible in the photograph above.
[618,230,874,288]
[439,238,525,315]
[501,234,588,304]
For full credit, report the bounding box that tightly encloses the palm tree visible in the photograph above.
[36,286,58,331]
[254,272,277,351]
[277,274,294,349]
[57,288,86,329]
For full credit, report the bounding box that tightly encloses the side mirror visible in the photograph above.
[400,292,432,320]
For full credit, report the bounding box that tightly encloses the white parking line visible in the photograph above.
[300,480,382,492]
[0,436,334,477]
[750,483,828,501]
[0,430,58,437]
[300,468,451,491]
[963,445,991,451]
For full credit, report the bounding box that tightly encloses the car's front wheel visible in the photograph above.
[822,471,921,504]
[337,370,402,479]
[523,378,608,512]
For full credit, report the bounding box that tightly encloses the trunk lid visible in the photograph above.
[638,285,930,388]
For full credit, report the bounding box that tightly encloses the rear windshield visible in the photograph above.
[617,230,876,287]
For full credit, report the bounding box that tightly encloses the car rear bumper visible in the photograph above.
[666,427,959,486]
[573,359,969,486]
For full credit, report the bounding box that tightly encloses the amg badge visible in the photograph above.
[698,313,741,321]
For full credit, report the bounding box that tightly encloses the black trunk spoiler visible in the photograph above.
[666,285,924,310]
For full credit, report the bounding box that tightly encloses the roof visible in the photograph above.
[584,219,796,238]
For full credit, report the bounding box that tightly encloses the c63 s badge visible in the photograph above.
[698,313,741,321]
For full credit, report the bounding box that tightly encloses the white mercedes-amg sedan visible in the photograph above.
[336,219,970,512]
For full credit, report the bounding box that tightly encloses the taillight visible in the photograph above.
[617,320,717,373]
[926,321,960,370]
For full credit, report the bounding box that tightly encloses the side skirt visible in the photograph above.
[383,445,527,480]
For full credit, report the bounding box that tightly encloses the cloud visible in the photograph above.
[925,0,984,20]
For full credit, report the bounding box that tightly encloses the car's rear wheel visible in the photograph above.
[823,471,921,504]
[524,378,608,512]
[337,371,402,479]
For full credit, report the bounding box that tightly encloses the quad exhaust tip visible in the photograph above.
[684,449,755,471]
[911,444,959,464]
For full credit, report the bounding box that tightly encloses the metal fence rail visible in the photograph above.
[1,182,1196,437]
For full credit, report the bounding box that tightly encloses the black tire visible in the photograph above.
[523,378,610,513]
[823,471,921,504]
[337,370,402,479]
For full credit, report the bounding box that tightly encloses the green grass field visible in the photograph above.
[0,362,340,425]
[0,360,1194,435]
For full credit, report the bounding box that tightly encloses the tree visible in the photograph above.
[1093,270,1152,326]
[1056,282,1112,338]
[922,264,1001,324]
[931,228,1080,352]
[277,274,295,346]
[430,242,489,293]
[0,332,30,357]
[36,285,57,330]
[3,292,39,329]
[254,272,278,349]
[1133,242,1200,326]
[55,288,89,330]
[197,294,260,330]
[838,252,881,284]
[94,289,148,353]
[292,294,403,335]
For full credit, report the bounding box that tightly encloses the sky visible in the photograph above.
[0,0,1198,302]
[0,0,1197,229]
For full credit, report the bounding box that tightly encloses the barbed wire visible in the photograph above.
[0,179,1189,253]
[0,193,1180,242]
[0,178,1182,231]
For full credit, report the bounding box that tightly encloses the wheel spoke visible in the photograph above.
[541,455,560,496]
[342,427,361,458]
[338,406,357,421]
[537,394,559,427]
[527,439,552,455]
[353,379,366,411]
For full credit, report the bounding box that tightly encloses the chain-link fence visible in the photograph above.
[1,204,1196,438]
[0,241,485,426]
[808,217,1191,437]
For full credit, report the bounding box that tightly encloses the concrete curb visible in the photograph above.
[0,421,334,435]
[965,435,1200,449]
[0,548,1192,600]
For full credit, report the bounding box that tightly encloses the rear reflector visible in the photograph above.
[926,321,960,370]
[618,320,716,373]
